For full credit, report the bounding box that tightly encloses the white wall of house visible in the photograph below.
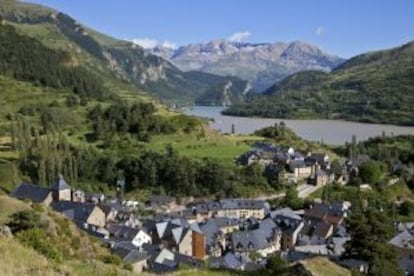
[132,230,152,247]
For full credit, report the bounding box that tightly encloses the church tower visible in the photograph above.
[51,175,72,201]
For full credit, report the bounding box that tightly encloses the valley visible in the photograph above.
[0,0,413,275]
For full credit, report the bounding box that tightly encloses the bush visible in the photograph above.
[123,262,133,271]
[71,236,81,250]
[7,210,45,233]
[16,228,62,262]
[399,201,414,216]
[359,160,382,184]
[102,254,122,266]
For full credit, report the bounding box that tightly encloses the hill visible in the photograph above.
[223,41,414,125]
[0,0,250,104]
[0,194,134,275]
[150,40,344,92]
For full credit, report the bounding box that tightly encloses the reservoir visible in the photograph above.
[184,106,414,145]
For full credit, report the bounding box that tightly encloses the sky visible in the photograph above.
[26,0,414,58]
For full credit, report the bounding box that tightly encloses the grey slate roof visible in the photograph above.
[107,224,147,240]
[11,183,51,203]
[219,199,269,210]
[289,160,307,170]
[50,201,98,223]
[271,207,302,221]
[51,175,70,191]
[112,246,149,263]
[232,229,269,251]
[209,217,241,228]
[389,230,414,249]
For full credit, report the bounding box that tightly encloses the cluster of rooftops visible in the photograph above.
[8,175,364,273]
[8,164,414,274]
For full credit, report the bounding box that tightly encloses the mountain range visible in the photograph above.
[223,41,414,125]
[149,40,345,91]
[0,0,251,105]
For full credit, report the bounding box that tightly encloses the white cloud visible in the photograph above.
[228,31,251,42]
[315,26,325,36]
[130,38,177,49]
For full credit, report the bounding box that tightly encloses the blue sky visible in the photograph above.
[26,0,414,58]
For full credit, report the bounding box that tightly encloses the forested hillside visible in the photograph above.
[0,0,250,104]
[224,41,414,125]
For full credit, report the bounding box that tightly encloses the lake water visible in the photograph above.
[184,106,414,145]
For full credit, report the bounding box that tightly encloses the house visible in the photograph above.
[107,224,152,247]
[305,153,331,170]
[98,204,119,223]
[200,220,225,257]
[51,175,71,202]
[217,199,270,219]
[345,154,371,180]
[72,189,85,202]
[271,207,302,220]
[237,150,263,166]
[85,192,105,204]
[389,230,414,249]
[208,217,241,234]
[328,236,351,256]
[148,219,206,259]
[339,259,369,274]
[304,203,347,226]
[231,218,281,256]
[149,195,177,211]
[212,252,258,271]
[272,211,304,250]
[288,160,313,179]
[112,246,149,273]
[237,150,274,166]
[297,221,333,245]
[51,201,106,227]
[310,170,330,186]
[11,183,53,205]
[150,248,178,273]
[191,223,207,260]
[188,201,225,220]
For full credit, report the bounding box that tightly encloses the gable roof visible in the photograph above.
[51,201,99,223]
[107,224,148,240]
[11,183,51,203]
[301,221,332,238]
[219,199,269,210]
[112,246,149,263]
[231,227,276,251]
[389,230,414,249]
[51,175,71,191]
[271,207,302,220]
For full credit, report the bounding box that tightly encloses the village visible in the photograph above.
[8,142,414,274]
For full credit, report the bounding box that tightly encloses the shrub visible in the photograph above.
[16,228,62,262]
[101,254,122,266]
[123,262,133,271]
[7,210,45,233]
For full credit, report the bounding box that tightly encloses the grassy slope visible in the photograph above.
[148,126,262,164]
[0,194,134,275]
[0,236,56,276]
[300,257,351,276]
[0,194,30,224]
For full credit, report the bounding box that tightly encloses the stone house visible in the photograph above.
[11,183,53,206]
[51,201,106,227]
[107,224,152,248]
[217,199,269,220]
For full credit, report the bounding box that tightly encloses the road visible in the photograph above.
[255,184,320,201]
